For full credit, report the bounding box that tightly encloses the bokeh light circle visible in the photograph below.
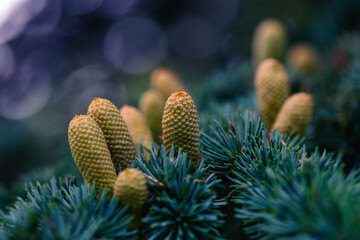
[0,44,15,81]
[193,0,238,28]
[167,17,221,59]
[100,0,137,17]
[104,16,167,74]
[28,0,62,31]
[0,58,51,119]
[63,0,103,16]
[0,0,47,44]
[62,65,126,115]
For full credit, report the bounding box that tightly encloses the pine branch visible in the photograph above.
[135,146,225,240]
[201,112,267,175]
[200,113,360,239]
[233,151,360,239]
[0,177,135,239]
[336,31,360,62]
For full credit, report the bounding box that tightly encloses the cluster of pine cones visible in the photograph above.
[252,18,316,135]
[68,67,199,228]
[255,58,313,136]
[67,51,314,228]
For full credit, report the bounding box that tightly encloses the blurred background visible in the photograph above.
[0,0,359,190]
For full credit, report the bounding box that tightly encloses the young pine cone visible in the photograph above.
[286,42,322,74]
[139,89,166,142]
[162,91,199,164]
[252,18,288,65]
[88,98,137,171]
[271,92,313,137]
[68,115,117,193]
[120,104,153,159]
[255,58,290,131]
[150,67,186,98]
[113,168,149,229]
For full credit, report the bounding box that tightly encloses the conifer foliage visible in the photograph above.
[202,113,360,239]
[135,146,225,240]
[0,177,135,239]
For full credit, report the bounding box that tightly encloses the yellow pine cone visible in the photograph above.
[87,98,137,171]
[255,58,290,130]
[271,92,313,136]
[150,67,186,98]
[139,89,166,142]
[113,168,149,229]
[68,115,117,194]
[252,18,288,65]
[120,105,153,159]
[162,91,199,164]
[286,42,321,74]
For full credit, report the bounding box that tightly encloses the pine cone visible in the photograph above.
[87,98,137,171]
[271,92,313,136]
[113,168,149,229]
[162,91,199,164]
[255,58,290,130]
[139,89,165,142]
[286,42,321,74]
[68,115,117,193]
[120,105,153,159]
[252,18,288,65]
[150,67,186,98]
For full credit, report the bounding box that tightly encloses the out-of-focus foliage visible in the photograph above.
[306,54,360,169]
[333,31,360,69]
[0,160,78,209]
[193,62,254,109]
[199,94,257,133]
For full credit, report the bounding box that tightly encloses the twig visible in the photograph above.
[143,173,164,187]
[229,121,236,135]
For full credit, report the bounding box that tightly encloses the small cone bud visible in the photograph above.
[286,42,321,74]
[120,105,153,159]
[139,89,165,141]
[68,115,117,193]
[271,92,313,136]
[255,58,290,130]
[162,91,199,164]
[252,18,288,65]
[87,98,137,171]
[113,168,149,229]
[150,67,186,98]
